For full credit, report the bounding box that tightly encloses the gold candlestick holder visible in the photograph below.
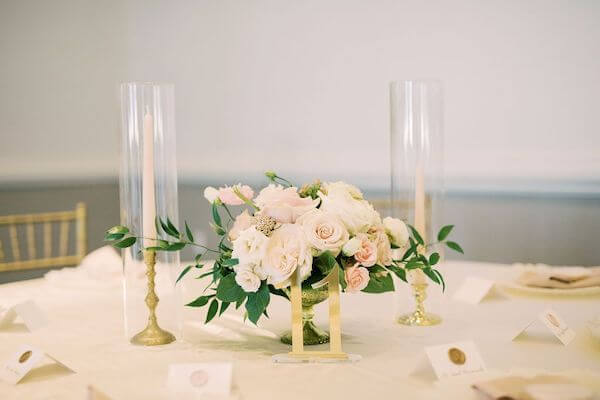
[130,250,176,345]
[397,281,441,326]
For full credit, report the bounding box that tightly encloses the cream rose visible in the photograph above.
[353,233,377,267]
[255,184,319,223]
[383,217,409,248]
[374,230,393,266]
[345,264,370,293]
[298,209,349,255]
[231,227,269,265]
[228,210,256,241]
[262,224,313,288]
[234,264,261,293]
[323,181,364,200]
[342,237,362,256]
[319,186,381,235]
[203,186,219,203]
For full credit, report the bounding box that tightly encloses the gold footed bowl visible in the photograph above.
[280,285,330,345]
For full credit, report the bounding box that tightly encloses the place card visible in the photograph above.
[453,277,495,304]
[424,340,486,380]
[167,363,232,397]
[0,344,73,385]
[0,300,48,331]
[512,308,576,346]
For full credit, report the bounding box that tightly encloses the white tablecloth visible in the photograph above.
[1,261,599,400]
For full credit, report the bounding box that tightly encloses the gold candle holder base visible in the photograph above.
[130,250,176,346]
[397,282,442,327]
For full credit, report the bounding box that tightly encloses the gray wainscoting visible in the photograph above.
[1,182,599,283]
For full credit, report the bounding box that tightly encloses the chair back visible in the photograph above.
[0,203,87,272]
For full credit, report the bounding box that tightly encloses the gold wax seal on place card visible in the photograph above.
[448,347,466,365]
[19,351,32,363]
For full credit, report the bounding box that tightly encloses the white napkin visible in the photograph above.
[44,246,122,290]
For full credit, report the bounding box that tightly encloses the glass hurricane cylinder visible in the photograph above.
[390,80,444,326]
[119,82,182,344]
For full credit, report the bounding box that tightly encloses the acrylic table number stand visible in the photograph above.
[272,269,361,363]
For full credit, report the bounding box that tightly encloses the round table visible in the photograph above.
[1,261,599,399]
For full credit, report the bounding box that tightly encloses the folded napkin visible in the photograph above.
[472,375,594,400]
[514,264,600,289]
[44,246,123,290]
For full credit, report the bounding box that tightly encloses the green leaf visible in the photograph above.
[157,239,169,249]
[210,222,226,236]
[185,221,194,242]
[401,244,416,260]
[205,299,219,323]
[315,251,338,275]
[166,242,186,251]
[219,301,231,316]
[338,265,347,290]
[113,237,136,248]
[185,294,214,307]
[144,246,164,251]
[446,241,464,254]
[155,216,162,236]
[362,267,394,293]
[107,225,129,235]
[405,259,423,270]
[245,281,270,324]
[422,267,440,284]
[235,297,245,309]
[433,269,446,292]
[221,258,239,267]
[388,264,407,282]
[437,225,454,241]
[159,218,173,237]
[196,270,215,279]
[429,252,440,266]
[166,218,180,238]
[211,202,222,227]
[176,265,193,284]
[104,233,125,241]
[408,224,424,245]
[216,274,247,302]
[195,253,204,263]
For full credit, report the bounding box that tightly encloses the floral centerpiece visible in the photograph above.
[106,172,462,344]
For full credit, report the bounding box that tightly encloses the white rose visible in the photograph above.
[262,223,313,288]
[234,265,261,293]
[375,230,393,266]
[324,181,364,200]
[342,237,362,256]
[298,209,349,255]
[383,217,409,248]
[203,186,220,203]
[319,188,381,235]
[231,227,269,265]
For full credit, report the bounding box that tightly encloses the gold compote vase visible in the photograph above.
[280,285,330,345]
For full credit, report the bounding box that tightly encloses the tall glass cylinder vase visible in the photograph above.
[390,80,444,326]
[119,82,182,344]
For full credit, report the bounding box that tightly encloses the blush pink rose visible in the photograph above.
[228,210,256,241]
[255,184,318,223]
[345,264,370,293]
[353,233,377,267]
[218,184,254,206]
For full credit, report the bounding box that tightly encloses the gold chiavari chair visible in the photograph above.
[0,203,87,272]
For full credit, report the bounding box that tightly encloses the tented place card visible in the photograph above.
[424,340,486,380]
[167,363,232,397]
[0,344,72,384]
[452,277,495,304]
[0,300,48,331]
[513,309,576,345]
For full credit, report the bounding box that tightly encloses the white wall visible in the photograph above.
[1,0,599,192]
